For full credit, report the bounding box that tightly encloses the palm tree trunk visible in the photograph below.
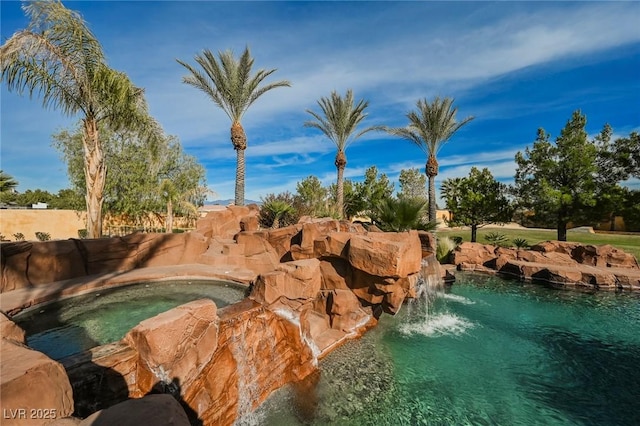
[335,150,347,219]
[426,155,439,224]
[166,199,173,233]
[82,118,105,239]
[231,121,247,206]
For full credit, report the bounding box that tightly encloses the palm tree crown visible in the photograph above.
[177,47,290,206]
[304,89,379,218]
[386,96,474,223]
[1,0,152,238]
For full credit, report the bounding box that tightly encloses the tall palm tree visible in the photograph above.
[0,0,152,238]
[304,89,379,219]
[385,97,474,223]
[177,47,290,206]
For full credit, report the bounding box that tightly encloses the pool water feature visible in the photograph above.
[14,280,246,361]
[254,272,640,425]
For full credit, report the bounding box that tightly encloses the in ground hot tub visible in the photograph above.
[13,279,246,360]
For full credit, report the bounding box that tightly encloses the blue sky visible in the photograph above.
[1,1,639,204]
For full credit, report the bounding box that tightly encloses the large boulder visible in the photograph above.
[251,259,322,305]
[125,299,219,393]
[325,289,372,333]
[0,312,25,343]
[79,394,190,426]
[1,339,74,425]
[0,241,32,292]
[290,219,341,260]
[348,231,421,278]
[453,242,496,267]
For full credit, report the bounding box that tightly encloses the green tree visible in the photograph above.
[304,89,380,218]
[49,188,84,210]
[397,168,427,202]
[15,189,54,207]
[440,177,464,209]
[294,175,328,217]
[352,166,394,216]
[1,0,154,238]
[514,110,598,241]
[442,167,513,242]
[385,97,474,223]
[0,171,19,194]
[177,47,290,207]
[53,125,205,228]
[157,140,207,232]
[594,126,640,231]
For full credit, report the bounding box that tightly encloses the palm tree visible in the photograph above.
[304,89,379,219]
[440,177,465,210]
[0,170,19,193]
[177,47,290,206]
[0,0,153,238]
[385,97,474,223]
[372,197,435,232]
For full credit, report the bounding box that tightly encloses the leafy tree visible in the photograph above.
[157,140,207,232]
[594,125,640,231]
[177,47,290,206]
[352,166,394,216]
[50,189,84,210]
[385,97,474,223]
[15,189,54,207]
[514,110,597,241]
[1,0,155,238]
[0,170,19,193]
[442,167,513,242]
[304,90,379,218]
[294,175,328,217]
[53,124,205,228]
[371,197,434,232]
[397,168,427,202]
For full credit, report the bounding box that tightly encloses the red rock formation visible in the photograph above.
[78,394,190,426]
[1,206,439,426]
[454,240,640,290]
[0,339,74,425]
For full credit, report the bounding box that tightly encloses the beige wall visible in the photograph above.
[0,209,86,241]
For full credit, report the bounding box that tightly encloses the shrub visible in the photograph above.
[512,237,530,249]
[35,232,51,241]
[484,231,509,247]
[436,236,457,264]
[77,229,88,239]
[13,232,25,241]
[451,236,463,245]
[259,193,298,229]
[372,197,435,232]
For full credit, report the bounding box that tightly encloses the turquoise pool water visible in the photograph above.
[255,273,640,426]
[14,280,246,361]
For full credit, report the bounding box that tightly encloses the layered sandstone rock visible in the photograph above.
[1,311,25,343]
[454,241,640,290]
[0,339,74,425]
[125,300,219,393]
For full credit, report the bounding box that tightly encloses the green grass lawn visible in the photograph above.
[435,227,640,261]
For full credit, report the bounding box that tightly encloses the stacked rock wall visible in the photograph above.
[453,241,640,290]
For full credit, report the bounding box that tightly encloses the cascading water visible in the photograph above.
[400,255,474,336]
